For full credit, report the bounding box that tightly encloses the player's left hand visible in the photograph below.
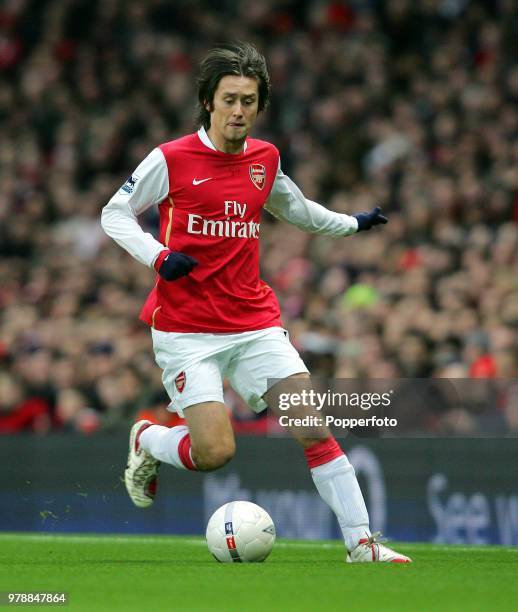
[353,207,388,232]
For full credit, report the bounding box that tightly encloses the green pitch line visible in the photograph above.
[0,533,516,612]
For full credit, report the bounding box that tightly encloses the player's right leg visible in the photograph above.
[138,400,235,471]
[125,400,235,508]
[125,334,235,507]
[182,401,235,471]
[124,419,162,508]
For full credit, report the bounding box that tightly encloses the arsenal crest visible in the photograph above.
[249,163,266,190]
[175,371,186,393]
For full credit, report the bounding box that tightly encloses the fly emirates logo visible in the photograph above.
[187,201,260,239]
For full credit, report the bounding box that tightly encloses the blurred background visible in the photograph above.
[1,0,517,437]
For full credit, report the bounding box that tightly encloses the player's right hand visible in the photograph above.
[154,250,198,281]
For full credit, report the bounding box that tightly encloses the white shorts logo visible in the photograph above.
[175,371,186,393]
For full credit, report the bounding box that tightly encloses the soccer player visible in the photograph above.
[101,42,410,563]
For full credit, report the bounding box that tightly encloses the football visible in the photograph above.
[206,501,276,563]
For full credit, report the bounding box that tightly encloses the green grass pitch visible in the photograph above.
[1,533,516,611]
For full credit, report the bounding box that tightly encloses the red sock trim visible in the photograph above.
[178,433,196,470]
[304,436,344,469]
[135,422,153,453]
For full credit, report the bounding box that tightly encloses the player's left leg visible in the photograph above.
[263,373,370,550]
[264,372,411,563]
[229,329,411,563]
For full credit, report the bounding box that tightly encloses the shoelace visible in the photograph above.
[133,455,158,489]
[364,531,388,546]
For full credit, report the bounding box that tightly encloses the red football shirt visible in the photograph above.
[139,132,282,333]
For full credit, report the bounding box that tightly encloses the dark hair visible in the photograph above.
[195,42,271,129]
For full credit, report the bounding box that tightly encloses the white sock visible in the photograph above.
[311,455,371,551]
[139,425,194,470]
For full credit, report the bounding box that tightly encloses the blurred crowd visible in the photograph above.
[1,0,517,435]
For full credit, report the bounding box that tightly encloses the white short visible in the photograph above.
[151,326,308,416]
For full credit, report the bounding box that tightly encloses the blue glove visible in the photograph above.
[154,250,198,281]
[354,207,388,231]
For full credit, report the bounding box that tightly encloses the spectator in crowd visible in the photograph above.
[0,372,51,433]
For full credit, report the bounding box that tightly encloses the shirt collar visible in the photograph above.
[197,126,248,153]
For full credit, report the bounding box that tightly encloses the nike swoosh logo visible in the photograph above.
[192,177,213,185]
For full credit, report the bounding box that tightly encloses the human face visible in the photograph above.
[206,75,259,154]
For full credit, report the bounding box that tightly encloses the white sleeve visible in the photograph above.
[264,161,358,236]
[101,148,170,268]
